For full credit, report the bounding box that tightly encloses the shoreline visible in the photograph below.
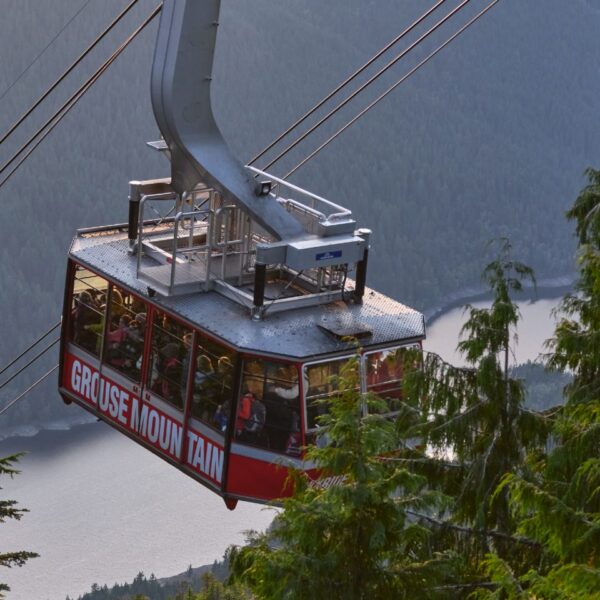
[424,275,574,324]
[0,412,96,443]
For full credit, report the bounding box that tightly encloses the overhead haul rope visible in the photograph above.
[248,0,450,166]
[0,365,59,417]
[284,0,500,180]
[0,0,140,147]
[0,0,93,104]
[0,4,162,190]
[0,338,60,392]
[258,0,473,173]
[0,321,61,378]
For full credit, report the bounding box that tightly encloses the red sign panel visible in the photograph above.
[63,352,224,485]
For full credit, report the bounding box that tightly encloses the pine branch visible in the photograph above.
[0,500,28,523]
[405,510,542,548]
[0,551,39,568]
[432,581,497,591]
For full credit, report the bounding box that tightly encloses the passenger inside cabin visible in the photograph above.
[69,266,109,359]
[100,284,147,381]
[72,290,101,354]
[195,354,214,386]
[180,333,194,390]
[211,356,233,405]
[105,314,132,368]
[189,337,235,430]
[154,342,184,408]
[130,296,146,315]
[192,352,215,422]
[109,288,126,325]
[235,391,266,443]
[272,367,299,400]
[146,310,192,409]
[285,411,302,456]
[234,360,301,453]
[366,348,405,413]
[266,364,300,451]
[124,313,146,373]
[213,400,229,431]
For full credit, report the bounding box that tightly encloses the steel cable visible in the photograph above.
[0,365,59,417]
[0,4,162,190]
[0,0,93,104]
[248,0,450,166]
[284,0,500,180]
[259,0,472,173]
[0,338,60,392]
[0,321,61,377]
[0,0,140,147]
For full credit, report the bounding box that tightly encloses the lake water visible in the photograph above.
[425,296,562,366]
[0,425,276,600]
[0,295,563,600]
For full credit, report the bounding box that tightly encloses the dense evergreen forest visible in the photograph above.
[0,0,598,428]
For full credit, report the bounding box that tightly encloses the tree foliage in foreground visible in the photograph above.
[404,241,549,548]
[473,168,600,598]
[85,173,600,598]
[0,453,38,598]
[226,242,557,599]
[228,360,453,599]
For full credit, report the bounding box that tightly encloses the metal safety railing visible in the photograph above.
[246,166,352,233]
[135,190,278,294]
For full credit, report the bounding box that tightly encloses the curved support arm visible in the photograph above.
[150,0,305,241]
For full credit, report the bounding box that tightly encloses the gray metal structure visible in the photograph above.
[69,227,425,359]
[141,0,376,321]
[73,0,426,350]
[150,0,302,239]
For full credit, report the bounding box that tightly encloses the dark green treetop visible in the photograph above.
[474,169,600,598]
[404,240,548,543]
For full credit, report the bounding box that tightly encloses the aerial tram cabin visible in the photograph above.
[58,0,426,509]
[59,179,424,509]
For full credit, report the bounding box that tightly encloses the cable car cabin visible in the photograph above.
[58,181,425,509]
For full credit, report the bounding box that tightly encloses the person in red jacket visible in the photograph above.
[236,392,255,437]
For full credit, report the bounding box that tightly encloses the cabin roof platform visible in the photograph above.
[69,225,425,360]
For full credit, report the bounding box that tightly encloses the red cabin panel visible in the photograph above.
[226,450,295,502]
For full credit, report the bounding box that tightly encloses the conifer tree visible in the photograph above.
[404,240,548,546]
[0,453,38,598]
[473,169,600,598]
[227,359,453,600]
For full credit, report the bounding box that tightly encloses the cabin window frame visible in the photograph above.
[101,283,149,384]
[232,356,303,457]
[145,307,195,412]
[362,343,420,417]
[302,354,358,446]
[68,264,110,359]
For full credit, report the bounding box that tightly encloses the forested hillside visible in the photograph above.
[0,0,598,429]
